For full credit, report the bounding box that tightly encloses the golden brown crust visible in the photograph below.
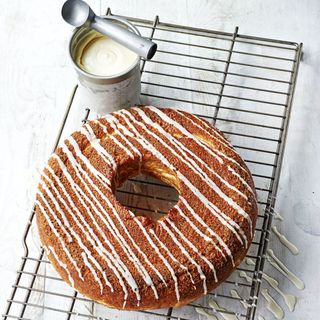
[36,106,257,310]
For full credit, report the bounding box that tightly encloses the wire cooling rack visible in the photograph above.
[2,7,302,320]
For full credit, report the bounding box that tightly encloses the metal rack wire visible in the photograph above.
[2,8,302,320]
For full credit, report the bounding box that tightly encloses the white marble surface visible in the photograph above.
[0,0,319,319]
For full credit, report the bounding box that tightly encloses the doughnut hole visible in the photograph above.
[115,158,179,223]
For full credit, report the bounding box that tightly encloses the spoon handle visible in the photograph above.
[92,16,157,60]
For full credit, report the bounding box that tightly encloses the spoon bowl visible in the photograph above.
[62,0,93,27]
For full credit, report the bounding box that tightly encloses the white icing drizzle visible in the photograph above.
[208,300,238,320]
[129,215,181,300]
[115,111,240,256]
[159,220,208,294]
[42,168,138,303]
[84,121,184,303]
[179,197,232,263]
[175,204,229,263]
[176,111,253,178]
[82,252,104,295]
[149,240,179,300]
[271,226,299,255]
[111,134,134,159]
[37,190,72,243]
[149,228,196,289]
[49,157,142,302]
[261,288,284,320]
[195,307,218,320]
[107,108,256,292]
[214,146,248,174]
[175,110,234,151]
[45,245,75,287]
[166,218,218,282]
[267,249,305,290]
[137,109,251,207]
[230,289,250,309]
[80,126,117,171]
[141,106,253,234]
[36,201,84,282]
[118,109,248,248]
[262,273,297,312]
[117,111,244,279]
[66,138,163,284]
[86,122,130,166]
[92,118,136,160]
[140,109,248,201]
[180,110,232,144]
[227,166,256,198]
[58,142,163,299]
[39,180,112,292]
[180,173,247,247]
[93,119,142,160]
[165,111,223,165]
[66,140,168,291]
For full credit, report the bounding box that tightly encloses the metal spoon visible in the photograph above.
[62,0,157,59]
